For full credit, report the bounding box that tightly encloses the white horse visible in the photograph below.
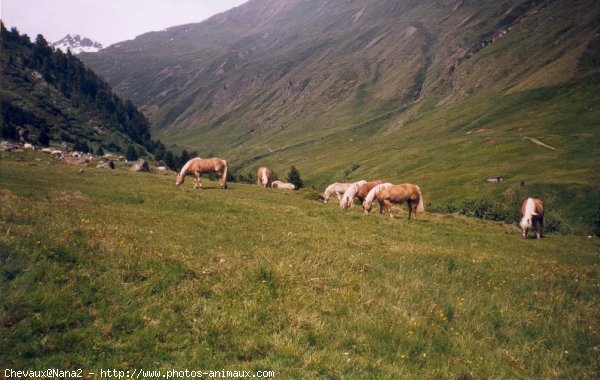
[323,182,354,203]
[257,167,272,188]
[271,180,295,190]
[339,180,367,209]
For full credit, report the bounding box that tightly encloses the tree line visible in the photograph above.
[0,23,181,168]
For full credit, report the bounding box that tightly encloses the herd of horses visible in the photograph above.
[176,157,544,239]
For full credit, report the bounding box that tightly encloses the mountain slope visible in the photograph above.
[81,0,600,138]
[1,24,157,156]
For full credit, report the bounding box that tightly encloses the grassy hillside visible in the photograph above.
[79,0,600,232]
[171,73,600,234]
[1,152,598,378]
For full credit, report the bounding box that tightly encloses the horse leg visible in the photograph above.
[536,218,543,239]
[336,191,342,201]
[411,201,418,220]
[384,200,393,218]
[378,199,385,215]
[406,201,412,220]
[194,173,202,189]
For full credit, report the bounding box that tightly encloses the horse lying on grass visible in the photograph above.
[363,183,424,219]
[176,157,228,189]
[520,197,544,239]
[271,180,295,190]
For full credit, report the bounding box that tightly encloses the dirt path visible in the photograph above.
[524,136,558,150]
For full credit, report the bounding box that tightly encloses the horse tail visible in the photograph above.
[416,185,425,213]
[221,160,228,188]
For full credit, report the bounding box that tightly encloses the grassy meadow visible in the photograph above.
[1,151,599,378]
[164,73,600,235]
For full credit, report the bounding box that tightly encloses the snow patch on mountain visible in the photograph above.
[53,34,103,54]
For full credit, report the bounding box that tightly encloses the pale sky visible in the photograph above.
[1,0,248,46]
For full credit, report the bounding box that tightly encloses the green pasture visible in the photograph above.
[162,74,600,235]
[1,152,598,378]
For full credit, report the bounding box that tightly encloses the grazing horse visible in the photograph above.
[257,167,272,188]
[323,182,354,203]
[340,180,367,209]
[363,183,424,219]
[340,180,384,209]
[176,157,228,189]
[519,198,544,239]
[362,183,393,214]
[271,180,295,190]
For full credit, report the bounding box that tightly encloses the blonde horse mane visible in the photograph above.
[364,183,393,205]
[520,197,537,230]
[261,169,268,186]
[340,180,366,209]
[179,157,201,177]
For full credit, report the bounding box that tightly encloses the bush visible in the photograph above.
[448,198,517,223]
[287,166,303,189]
[36,129,50,147]
[544,215,571,235]
[125,145,138,161]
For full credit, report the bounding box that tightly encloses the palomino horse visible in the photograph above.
[257,167,272,188]
[176,157,228,189]
[271,180,295,190]
[363,183,424,219]
[323,182,354,203]
[340,180,384,209]
[519,197,544,239]
[362,183,393,214]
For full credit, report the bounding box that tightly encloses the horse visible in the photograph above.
[340,180,384,209]
[519,197,544,239]
[271,180,295,190]
[339,180,367,209]
[323,182,354,203]
[257,167,272,188]
[363,183,424,219]
[362,183,393,214]
[175,157,228,189]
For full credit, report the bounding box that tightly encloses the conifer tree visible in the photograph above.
[287,166,303,189]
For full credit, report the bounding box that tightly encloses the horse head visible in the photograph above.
[175,174,184,186]
[363,201,373,215]
[519,217,531,238]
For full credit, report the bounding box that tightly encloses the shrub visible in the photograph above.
[287,166,303,189]
[449,198,516,223]
[544,215,571,235]
[125,145,138,161]
[36,129,50,147]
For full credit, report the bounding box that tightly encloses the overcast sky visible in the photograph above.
[2,0,248,46]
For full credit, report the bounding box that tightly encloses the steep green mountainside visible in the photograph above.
[81,0,599,142]
[79,0,600,232]
[0,24,162,157]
